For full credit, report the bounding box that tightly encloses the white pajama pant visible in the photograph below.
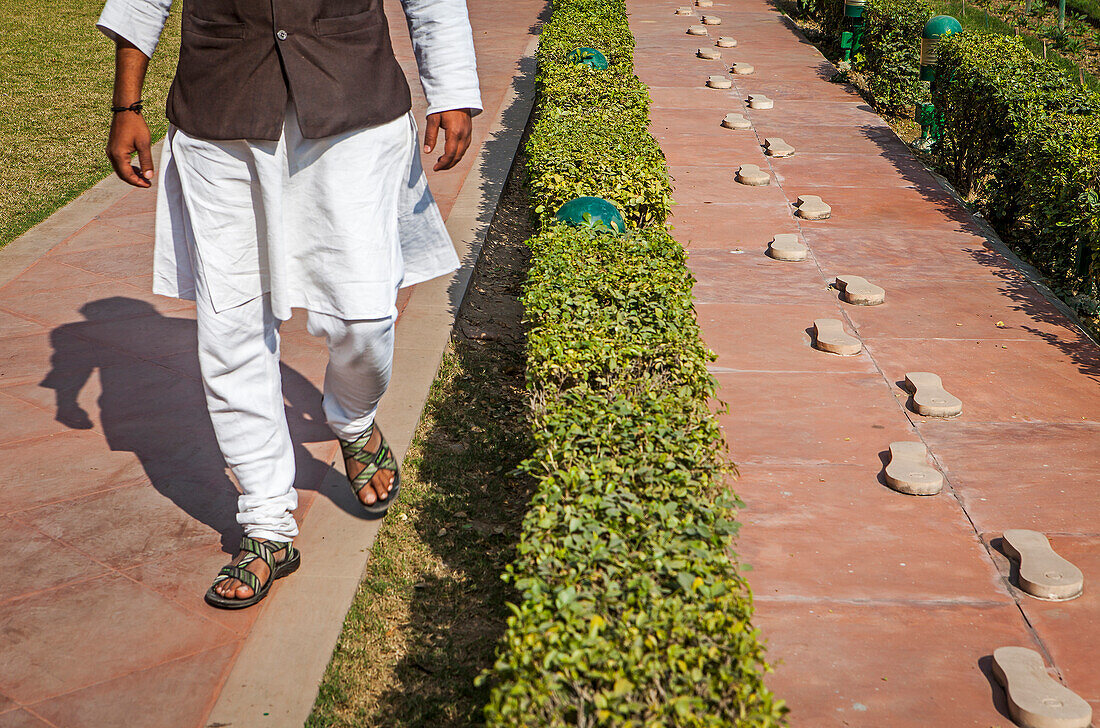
[195,286,395,542]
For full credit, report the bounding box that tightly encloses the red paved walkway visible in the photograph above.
[628,1,1100,724]
[0,2,543,726]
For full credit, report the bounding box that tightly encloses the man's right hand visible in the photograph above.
[107,110,154,187]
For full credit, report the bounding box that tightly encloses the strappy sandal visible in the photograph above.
[204,536,301,610]
[339,423,401,516]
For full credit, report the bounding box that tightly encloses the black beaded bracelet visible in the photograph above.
[110,100,144,114]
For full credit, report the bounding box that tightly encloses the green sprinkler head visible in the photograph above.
[554,196,625,233]
[567,47,609,70]
[919,15,962,81]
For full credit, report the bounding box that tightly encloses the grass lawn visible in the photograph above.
[0,0,181,249]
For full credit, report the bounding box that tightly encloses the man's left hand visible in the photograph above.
[424,109,473,171]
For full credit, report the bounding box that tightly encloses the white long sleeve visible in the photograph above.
[96,0,172,58]
[399,0,483,116]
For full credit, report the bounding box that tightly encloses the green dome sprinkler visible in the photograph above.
[554,196,625,233]
[567,47,609,70]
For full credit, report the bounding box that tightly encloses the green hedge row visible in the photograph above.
[480,0,787,724]
[857,0,932,112]
[933,32,1100,309]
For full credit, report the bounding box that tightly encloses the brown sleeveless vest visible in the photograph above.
[167,0,413,141]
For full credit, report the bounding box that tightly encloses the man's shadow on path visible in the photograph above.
[40,296,336,556]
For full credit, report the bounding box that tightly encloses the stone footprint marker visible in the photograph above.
[748,94,773,109]
[697,0,714,6]
[902,372,962,417]
[697,46,721,59]
[1002,529,1084,600]
[794,195,830,220]
[688,24,709,35]
[702,14,722,24]
[764,138,795,158]
[766,233,808,261]
[675,6,695,15]
[736,164,770,186]
[716,36,737,47]
[812,319,861,355]
[706,74,731,89]
[834,275,885,305]
[730,62,754,75]
[884,441,943,495]
[992,647,1092,728]
[721,112,751,129]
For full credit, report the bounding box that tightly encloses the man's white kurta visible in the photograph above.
[97,0,481,320]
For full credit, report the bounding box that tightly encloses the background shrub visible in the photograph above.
[856,0,933,112]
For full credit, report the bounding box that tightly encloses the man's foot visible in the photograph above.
[212,538,291,600]
[342,424,398,507]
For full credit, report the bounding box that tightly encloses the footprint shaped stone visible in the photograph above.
[764,138,795,158]
[688,24,709,35]
[721,113,751,129]
[1002,529,1084,601]
[794,195,831,220]
[730,62,754,75]
[813,319,861,355]
[697,0,714,6]
[702,14,722,24]
[716,36,738,47]
[706,74,731,89]
[766,233,808,261]
[698,46,721,59]
[903,372,961,417]
[748,94,773,109]
[835,275,885,305]
[675,6,696,15]
[884,442,943,495]
[736,164,770,186]
[992,647,1092,728]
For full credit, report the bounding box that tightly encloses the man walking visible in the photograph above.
[98,0,480,608]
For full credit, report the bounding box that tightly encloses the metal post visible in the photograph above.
[840,0,867,61]
[913,15,962,151]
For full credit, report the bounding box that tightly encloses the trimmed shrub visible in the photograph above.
[930,33,1100,302]
[480,0,787,723]
[526,109,672,229]
[1000,112,1100,301]
[483,226,787,726]
[523,225,712,393]
[932,33,1095,200]
[856,0,933,112]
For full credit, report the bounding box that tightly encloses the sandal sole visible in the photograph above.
[204,551,301,610]
[356,472,401,517]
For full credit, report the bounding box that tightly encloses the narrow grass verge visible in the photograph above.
[307,140,535,728]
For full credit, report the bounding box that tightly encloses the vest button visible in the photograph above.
[276,29,288,40]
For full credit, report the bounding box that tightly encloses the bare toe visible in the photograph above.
[235,584,254,599]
